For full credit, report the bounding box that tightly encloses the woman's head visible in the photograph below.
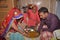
[28,4,33,9]
[22,6,28,13]
[32,5,38,13]
[28,4,38,13]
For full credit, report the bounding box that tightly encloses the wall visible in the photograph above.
[18,0,56,13]
[0,0,14,26]
[50,0,56,14]
[18,0,52,12]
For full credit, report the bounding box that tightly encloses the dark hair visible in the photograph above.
[16,18,21,23]
[22,6,27,9]
[16,17,24,23]
[38,7,49,14]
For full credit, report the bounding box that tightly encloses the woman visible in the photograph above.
[23,4,40,29]
[1,8,29,40]
[23,4,40,40]
[28,4,40,27]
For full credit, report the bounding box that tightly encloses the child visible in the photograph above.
[40,24,53,40]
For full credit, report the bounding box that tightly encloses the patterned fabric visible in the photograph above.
[40,31,53,40]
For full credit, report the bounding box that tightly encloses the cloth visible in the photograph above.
[38,13,60,32]
[0,36,6,40]
[9,32,24,40]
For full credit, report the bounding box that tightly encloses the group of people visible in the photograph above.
[0,4,60,40]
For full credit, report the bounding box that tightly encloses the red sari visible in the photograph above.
[23,7,40,27]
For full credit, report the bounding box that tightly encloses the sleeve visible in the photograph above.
[38,19,45,33]
[48,17,58,32]
[36,13,40,23]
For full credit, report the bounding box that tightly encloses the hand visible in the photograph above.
[43,25,48,29]
[24,29,28,33]
[23,32,30,37]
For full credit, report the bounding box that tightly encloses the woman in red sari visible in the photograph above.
[23,4,40,40]
[0,8,29,40]
[23,4,40,29]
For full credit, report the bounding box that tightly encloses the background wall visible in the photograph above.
[0,0,14,26]
[17,0,56,13]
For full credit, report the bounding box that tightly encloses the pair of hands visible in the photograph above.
[23,32,30,37]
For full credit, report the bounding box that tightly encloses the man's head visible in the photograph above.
[38,7,49,19]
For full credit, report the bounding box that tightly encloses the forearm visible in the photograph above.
[12,23,29,36]
[18,22,27,30]
[48,26,57,32]
[12,23,24,34]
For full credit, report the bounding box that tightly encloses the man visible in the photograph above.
[38,7,60,40]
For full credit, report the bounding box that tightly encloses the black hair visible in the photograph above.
[28,7,32,9]
[16,18,21,23]
[38,7,49,14]
[22,6,28,13]
[16,17,24,23]
[22,6,27,9]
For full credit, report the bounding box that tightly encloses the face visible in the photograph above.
[39,12,48,19]
[32,6,36,13]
